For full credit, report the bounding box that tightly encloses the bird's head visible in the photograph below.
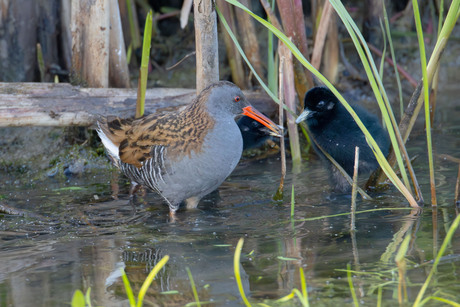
[295,87,338,127]
[202,81,283,137]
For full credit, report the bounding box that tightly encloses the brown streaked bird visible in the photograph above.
[97,81,282,214]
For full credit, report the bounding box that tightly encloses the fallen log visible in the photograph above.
[0,82,278,127]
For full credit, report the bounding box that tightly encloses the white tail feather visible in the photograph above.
[96,122,120,161]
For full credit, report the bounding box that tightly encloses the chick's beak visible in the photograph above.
[242,106,283,137]
[295,109,314,124]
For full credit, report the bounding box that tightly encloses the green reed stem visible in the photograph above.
[412,0,437,205]
[267,0,277,96]
[378,20,387,81]
[382,3,404,120]
[126,0,141,49]
[234,238,251,307]
[299,268,309,307]
[377,286,383,307]
[347,264,359,307]
[186,267,201,307]
[136,10,153,119]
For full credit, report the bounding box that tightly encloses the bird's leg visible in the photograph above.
[168,210,177,222]
[168,203,180,222]
[129,182,145,198]
[185,196,201,209]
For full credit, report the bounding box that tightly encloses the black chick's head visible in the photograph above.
[295,87,339,127]
[237,115,272,150]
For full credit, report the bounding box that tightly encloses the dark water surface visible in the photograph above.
[1,86,459,306]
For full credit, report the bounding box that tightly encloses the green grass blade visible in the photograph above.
[234,238,251,307]
[276,291,295,303]
[377,286,383,307]
[378,20,387,81]
[413,214,460,306]
[299,268,309,307]
[412,0,437,205]
[437,0,445,36]
[137,255,169,307]
[290,184,295,219]
[295,207,412,223]
[85,288,92,307]
[382,3,404,121]
[347,264,359,307]
[126,0,141,49]
[186,267,201,307]
[71,290,85,307]
[267,0,277,96]
[121,268,137,307]
[427,296,460,307]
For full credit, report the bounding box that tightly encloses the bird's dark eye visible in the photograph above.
[317,101,326,108]
[234,96,241,102]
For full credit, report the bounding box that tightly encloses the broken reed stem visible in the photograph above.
[432,207,438,259]
[37,43,45,82]
[351,146,359,231]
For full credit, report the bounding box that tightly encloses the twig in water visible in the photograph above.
[165,51,196,70]
[351,146,359,231]
[455,164,460,206]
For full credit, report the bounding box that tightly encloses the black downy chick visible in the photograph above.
[237,115,278,150]
[296,87,390,192]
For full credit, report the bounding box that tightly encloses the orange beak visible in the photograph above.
[242,106,283,137]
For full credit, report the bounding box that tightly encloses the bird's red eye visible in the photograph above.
[234,96,240,102]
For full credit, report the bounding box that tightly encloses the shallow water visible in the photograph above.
[1,85,459,306]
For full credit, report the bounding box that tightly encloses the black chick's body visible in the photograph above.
[296,87,390,192]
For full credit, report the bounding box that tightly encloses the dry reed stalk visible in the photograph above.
[323,11,339,83]
[109,1,130,88]
[351,146,359,231]
[217,0,246,88]
[311,1,333,70]
[275,57,286,198]
[279,42,301,170]
[276,0,314,100]
[235,0,264,81]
